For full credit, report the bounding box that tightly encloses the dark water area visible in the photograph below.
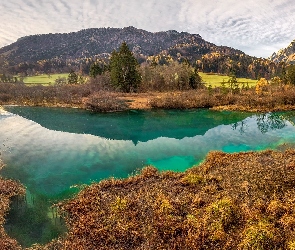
[1,106,295,246]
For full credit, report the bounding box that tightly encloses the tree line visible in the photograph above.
[64,42,202,93]
[2,41,295,94]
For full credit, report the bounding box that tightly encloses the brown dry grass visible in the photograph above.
[2,82,295,112]
[149,85,295,112]
[25,149,295,250]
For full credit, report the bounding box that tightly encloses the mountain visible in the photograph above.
[0,26,276,79]
[0,26,206,63]
[0,26,212,71]
[270,40,295,64]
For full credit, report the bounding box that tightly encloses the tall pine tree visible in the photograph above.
[110,42,141,92]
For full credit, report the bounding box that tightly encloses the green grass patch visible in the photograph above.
[199,72,257,88]
[20,73,69,85]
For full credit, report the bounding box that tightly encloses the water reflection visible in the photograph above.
[1,108,295,197]
[3,106,251,143]
[232,113,290,134]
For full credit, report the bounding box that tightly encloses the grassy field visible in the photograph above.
[21,73,69,85]
[199,72,257,87]
[20,72,257,87]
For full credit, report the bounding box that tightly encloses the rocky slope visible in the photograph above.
[270,39,295,64]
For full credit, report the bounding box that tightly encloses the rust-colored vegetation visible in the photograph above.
[2,81,295,112]
[25,149,295,250]
[149,84,295,112]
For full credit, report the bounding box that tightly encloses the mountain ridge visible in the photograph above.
[270,39,295,64]
[0,26,288,79]
[0,26,205,61]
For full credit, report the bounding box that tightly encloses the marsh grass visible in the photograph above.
[149,84,295,112]
[2,78,295,112]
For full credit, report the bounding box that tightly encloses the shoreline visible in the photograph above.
[3,101,295,113]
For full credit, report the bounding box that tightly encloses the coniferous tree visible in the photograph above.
[89,63,104,78]
[280,63,288,84]
[189,68,202,89]
[68,70,78,84]
[287,65,295,84]
[110,42,141,92]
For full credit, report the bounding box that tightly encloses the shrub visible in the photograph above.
[181,173,204,186]
[84,92,128,112]
[239,219,281,250]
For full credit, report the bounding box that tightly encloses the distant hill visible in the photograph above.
[270,39,295,64]
[0,26,278,79]
[0,27,206,63]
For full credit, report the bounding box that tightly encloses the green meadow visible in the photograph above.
[21,73,69,85]
[20,72,257,87]
[199,72,257,87]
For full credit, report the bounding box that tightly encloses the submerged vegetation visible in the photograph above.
[0,160,25,249]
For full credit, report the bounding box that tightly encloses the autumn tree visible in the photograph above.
[255,78,269,95]
[110,42,141,92]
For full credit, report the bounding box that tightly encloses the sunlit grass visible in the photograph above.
[21,72,257,87]
[21,73,69,85]
[199,72,257,87]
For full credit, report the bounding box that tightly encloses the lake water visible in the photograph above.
[1,106,295,246]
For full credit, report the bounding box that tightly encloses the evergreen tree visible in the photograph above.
[287,65,295,84]
[281,63,288,84]
[68,70,78,84]
[110,42,141,92]
[89,63,104,78]
[189,68,202,89]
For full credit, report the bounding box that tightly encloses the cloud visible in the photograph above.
[178,0,295,57]
[0,0,295,58]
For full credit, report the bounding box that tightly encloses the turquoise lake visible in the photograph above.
[1,106,295,246]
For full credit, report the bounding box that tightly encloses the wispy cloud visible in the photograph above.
[178,0,295,57]
[0,0,294,57]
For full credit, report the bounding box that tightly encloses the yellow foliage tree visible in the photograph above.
[255,78,269,95]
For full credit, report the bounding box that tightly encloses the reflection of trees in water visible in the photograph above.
[232,121,247,134]
[256,113,286,133]
[232,113,287,134]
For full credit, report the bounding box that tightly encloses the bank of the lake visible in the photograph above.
[2,81,295,113]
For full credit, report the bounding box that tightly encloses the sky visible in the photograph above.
[0,0,294,58]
